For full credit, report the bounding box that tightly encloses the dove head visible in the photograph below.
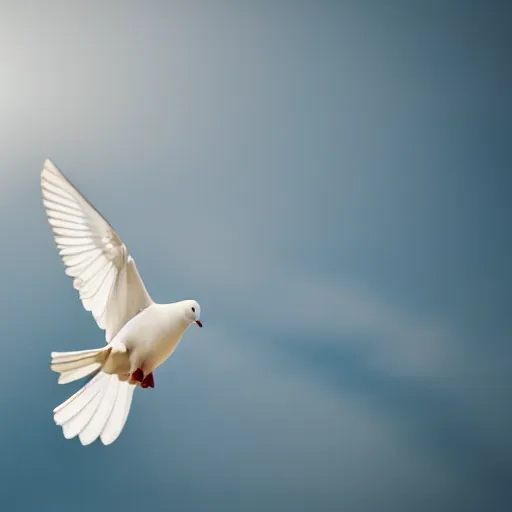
[181,300,202,328]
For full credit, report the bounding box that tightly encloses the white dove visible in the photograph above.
[41,159,202,446]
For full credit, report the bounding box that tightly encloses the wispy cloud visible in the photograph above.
[139,326,467,510]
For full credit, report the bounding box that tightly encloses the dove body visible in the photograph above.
[105,301,199,378]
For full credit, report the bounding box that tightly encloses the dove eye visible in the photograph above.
[191,307,195,313]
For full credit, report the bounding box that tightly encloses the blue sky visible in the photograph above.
[1,1,511,511]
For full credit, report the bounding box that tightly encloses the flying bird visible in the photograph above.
[41,159,203,445]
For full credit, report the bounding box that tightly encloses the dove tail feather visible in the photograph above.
[53,371,136,445]
[51,347,110,378]
[51,347,136,445]
[58,363,102,384]
[51,348,106,363]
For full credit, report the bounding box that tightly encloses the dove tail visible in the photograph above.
[52,370,136,446]
[51,348,136,445]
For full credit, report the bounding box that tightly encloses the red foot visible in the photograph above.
[141,373,155,389]
[131,368,144,384]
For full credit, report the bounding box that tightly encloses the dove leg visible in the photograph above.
[141,373,155,389]
[131,368,144,384]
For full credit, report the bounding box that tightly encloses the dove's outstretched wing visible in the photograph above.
[41,159,154,343]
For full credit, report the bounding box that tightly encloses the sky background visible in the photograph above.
[1,1,511,511]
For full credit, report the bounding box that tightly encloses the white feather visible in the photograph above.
[58,363,102,384]
[54,372,105,426]
[79,375,120,445]
[100,382,135,445]
[62,387,105,439]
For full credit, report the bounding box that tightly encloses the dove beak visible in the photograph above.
[196,320,203,328]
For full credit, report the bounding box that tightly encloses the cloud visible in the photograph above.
[134,195,459,383]
[137,326,468,511]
